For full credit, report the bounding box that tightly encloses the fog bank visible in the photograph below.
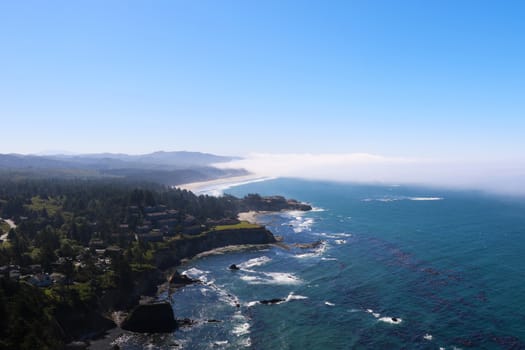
[216,153,525,196]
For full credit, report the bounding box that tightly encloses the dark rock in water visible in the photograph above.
[64,341,88,349]
[121,302,177,333]
[207,319,222,323]
[177,318,195,327]
[229,264,240,270]
[259,298,285,305]
[293,240,324,249]
[169,270,196,285]
[391,317,398,322]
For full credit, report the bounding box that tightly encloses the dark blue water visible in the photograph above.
[118,178,525,349]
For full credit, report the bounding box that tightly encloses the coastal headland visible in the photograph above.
[0,175,310,349]
[177,174,275,196]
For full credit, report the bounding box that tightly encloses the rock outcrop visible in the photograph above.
[293,240,324,249]
[259,298,285,305]
[241,194,312,212]
[121,302,177,333]
[168,270,196,285]
[118,228,276,333]
[155,227,276,267]
[99,268,164,311]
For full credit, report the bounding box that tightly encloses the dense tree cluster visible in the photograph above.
[0,278,63,350]
[0,178,243,349]
[0,176,308,349]
[0,178,240,265]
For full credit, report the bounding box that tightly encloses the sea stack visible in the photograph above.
[168,270,196,285]
[121,302,177,333]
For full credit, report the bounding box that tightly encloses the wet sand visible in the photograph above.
[176,174,273,195]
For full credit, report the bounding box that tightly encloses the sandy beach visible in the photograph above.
[1,218,16,229]
[238,211,266,224]
[176,174,274,196]
[0,218,16,241]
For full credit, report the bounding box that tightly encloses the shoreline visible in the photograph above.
[238,210,266,224]
[176,174,275,195]
[87,234,278,349]
[87,184,308,349]
[0,218,16,241]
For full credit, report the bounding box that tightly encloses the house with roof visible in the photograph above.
[135,231,163,243]
[28,273,52,287]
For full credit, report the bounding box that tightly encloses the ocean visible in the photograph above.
[116,178,525,349]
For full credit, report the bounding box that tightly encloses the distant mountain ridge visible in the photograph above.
[0,154,74,169]
[0,151,247,186]
[0,151,240,170]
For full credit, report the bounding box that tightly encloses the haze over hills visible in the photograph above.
[48,151,241,168]
[0,151,248,186]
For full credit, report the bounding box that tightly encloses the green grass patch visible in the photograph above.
[0,220,10,234]
[26,196,62,216]
[70,282,97,303]
[130,263,156,273]
[166,221,263,243]
[43,287,61,303]
[213,221,261,231]
[98,271,117,290]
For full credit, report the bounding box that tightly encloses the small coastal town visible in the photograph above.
[0,177,310,349]
[0,202,270,287]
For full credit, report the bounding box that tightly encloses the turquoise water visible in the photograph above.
[119,178,525,349]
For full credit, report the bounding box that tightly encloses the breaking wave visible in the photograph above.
[238,256,272,270]
[240,271,302,285]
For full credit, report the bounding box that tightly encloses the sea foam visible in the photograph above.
[311,207,326,212]
[246,292,308,307]
[366,309,380,318]
[362,196,443,202]
[284,292,308,302]
[409,197,443,201]
[240,272,302,285]
[423,333,433,340]
[239,256,271,269]
[291,217,315,233]
[232,322,250,336]
[182,267,210,282]
[378,316,403,324]
[318,232,352,239]
[280,210,315,233]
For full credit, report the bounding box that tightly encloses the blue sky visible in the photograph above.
[1,1,524,160]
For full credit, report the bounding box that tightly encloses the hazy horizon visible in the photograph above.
[5,149,525,197]
[215,152,525,196]
[1,1,524,194]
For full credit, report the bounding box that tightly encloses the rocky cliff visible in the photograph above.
[240,194,312,212]
[121,302,176,333]
[155,227,276,268]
